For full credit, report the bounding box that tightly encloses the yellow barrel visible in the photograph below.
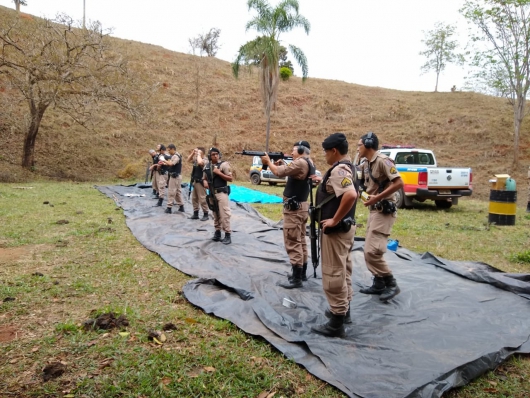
[488,189,517,225]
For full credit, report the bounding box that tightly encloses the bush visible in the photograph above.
[280,67,292,81]
[117,162,144,179]
[509,250,530,264]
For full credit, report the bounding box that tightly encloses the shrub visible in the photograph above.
[280,67,292,81]
[509,250,530,264]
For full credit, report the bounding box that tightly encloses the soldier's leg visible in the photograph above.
[280,211,305,289]
[152,170,159,194]
[165,177,177,212]
[156,173,168,206]
[192,182,200,212]
[216,193,232,244]
[175,176,184,211]
[195,183,209,220]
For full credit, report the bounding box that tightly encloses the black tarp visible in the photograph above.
[97,184,530,398]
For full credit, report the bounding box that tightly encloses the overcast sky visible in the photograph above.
[0,0,470,92]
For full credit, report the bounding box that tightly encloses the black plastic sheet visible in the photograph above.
[98,184,530,398]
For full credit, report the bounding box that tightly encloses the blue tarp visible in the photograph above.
[228,185,283,204]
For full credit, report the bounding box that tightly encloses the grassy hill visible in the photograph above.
[0,5,529,204]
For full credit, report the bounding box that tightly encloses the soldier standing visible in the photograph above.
[309,133,357,338]
[163,144,184,214]
[203,147,233,244]
[527,166,530,213]
[155,145,170,207]
[261,140,315,289]
[357,132,404,302]
[187,147,209,221]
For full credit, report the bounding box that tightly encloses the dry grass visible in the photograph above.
[0,5,529,206]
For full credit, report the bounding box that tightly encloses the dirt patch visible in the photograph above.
[0,244,54,265]
[0,325,19,342]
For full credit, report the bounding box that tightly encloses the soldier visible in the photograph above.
[261,140,315,289]
[309,133,357,338]
[155,145,170,207]
[187,147,209,221]
[203,147,233,244]
[163,144,184,214]
[357,132,404,302]
[527,166,530,213]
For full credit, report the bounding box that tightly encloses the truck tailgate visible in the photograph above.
[427,168,471,189]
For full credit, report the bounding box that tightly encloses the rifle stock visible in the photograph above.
[235,150,292,170]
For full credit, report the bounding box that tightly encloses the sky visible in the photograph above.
[0,0,471,92]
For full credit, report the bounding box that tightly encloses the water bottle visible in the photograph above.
[387,239,399,251]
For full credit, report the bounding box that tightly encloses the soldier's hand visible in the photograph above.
[321,218,338,232]
[310,174,322,183]
[260,154,271,165]
[363,195,378,207]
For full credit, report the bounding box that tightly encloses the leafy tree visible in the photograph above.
[189,28,221,114]
[232,0,309,152]
[0,12,150,169]
[419,22,464,92]
[461,0,530,167]
[13,0,27,13]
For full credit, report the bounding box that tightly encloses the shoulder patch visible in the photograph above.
[338,169,346,176]
[390,166,397,174]
[341,177,352,187]
[384,159,394,167]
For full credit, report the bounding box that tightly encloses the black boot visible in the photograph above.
[189,210,199,220]
[527,202,530,213]
[280,266,303,289]
[212,230,221,242]
[221,232,231,245]
[359,276,385,295]
[380,275,401,302]
[156,198,163,207]
[325,305,352,324]
[178,205,185,212]
[164,207,172,214]
[152,189,156,195]
[200,212,209,221]
[311,313,345,338]
[289,263,308,282]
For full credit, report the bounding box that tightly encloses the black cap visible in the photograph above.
[294,140,310,149]
[322,133,347,150]
[209,147,220,154]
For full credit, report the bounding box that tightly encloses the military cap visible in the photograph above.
[322,133,347,150]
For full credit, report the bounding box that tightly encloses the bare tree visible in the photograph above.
[13,0,27,13]
[189,28,221,114]
[420,22,464,92]
[0,12,150,169]
[462,0,530,167]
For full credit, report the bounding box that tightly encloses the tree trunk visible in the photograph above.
[435,72,439,92]
[15,1,20,12]
[22,104,46,169]
[265,111,271,152]
[513,95,525,167]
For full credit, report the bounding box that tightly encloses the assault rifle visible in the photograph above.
[188,172,193,199]
[205,165,219,216]
[235,150,292,170]
[308,179,320,278]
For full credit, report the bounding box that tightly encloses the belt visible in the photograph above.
[215,187,228,194]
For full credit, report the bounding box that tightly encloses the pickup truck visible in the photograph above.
[376,146,473,209]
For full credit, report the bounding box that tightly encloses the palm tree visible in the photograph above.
[232,0,310,152]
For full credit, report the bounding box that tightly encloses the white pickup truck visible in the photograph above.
[377,146,473,209]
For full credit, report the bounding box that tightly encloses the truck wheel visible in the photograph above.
[435,200,452,209]
[395,188,413,209]
[250,173,261,185]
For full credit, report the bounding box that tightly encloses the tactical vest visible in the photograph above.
[283,157,315,202]
[316,161,357,221]
[191,163,203,182]
[152,154,158,165]
[168,153,182,175]
[159,154,171,174]
[204,161,227,188]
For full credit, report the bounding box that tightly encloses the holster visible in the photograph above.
[283,196,301,211]
[374,199,397,215]
[169,172,180,178]
[323,217,355,235]
[214,186,230,195]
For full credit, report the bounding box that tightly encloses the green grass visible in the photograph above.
[1,181,530,397]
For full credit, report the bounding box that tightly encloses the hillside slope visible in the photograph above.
[0,6,529,203]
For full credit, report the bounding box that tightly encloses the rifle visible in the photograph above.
[188,172,193,199]
[235,150,292,170]
[205,164,220,216]
[308,179,320,278]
